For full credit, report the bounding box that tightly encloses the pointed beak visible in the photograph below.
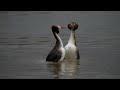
[61,26,67,29]
[57,25,67,30]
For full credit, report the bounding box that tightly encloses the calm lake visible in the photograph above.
[0,11,120,79]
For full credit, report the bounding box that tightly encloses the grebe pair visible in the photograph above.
[46,22,80,62]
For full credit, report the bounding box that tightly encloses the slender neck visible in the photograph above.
[68,30,77,46]
[52,30,63,48]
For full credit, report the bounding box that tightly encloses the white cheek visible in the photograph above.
[57,26,61,29]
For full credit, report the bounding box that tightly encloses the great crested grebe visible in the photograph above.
[65,22,80,60]
[46,25,65,62]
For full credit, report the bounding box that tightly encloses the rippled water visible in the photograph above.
[0,11,120,79]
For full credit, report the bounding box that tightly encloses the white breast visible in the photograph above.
[65,43,77,60]
[59,47,65,61]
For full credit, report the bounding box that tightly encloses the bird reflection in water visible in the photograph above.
[46,59,80,79]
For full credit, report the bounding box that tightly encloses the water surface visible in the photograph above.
[0,11,120,79]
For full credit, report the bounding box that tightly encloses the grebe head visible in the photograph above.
[68,22,78,31]
[52,25,66,34]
